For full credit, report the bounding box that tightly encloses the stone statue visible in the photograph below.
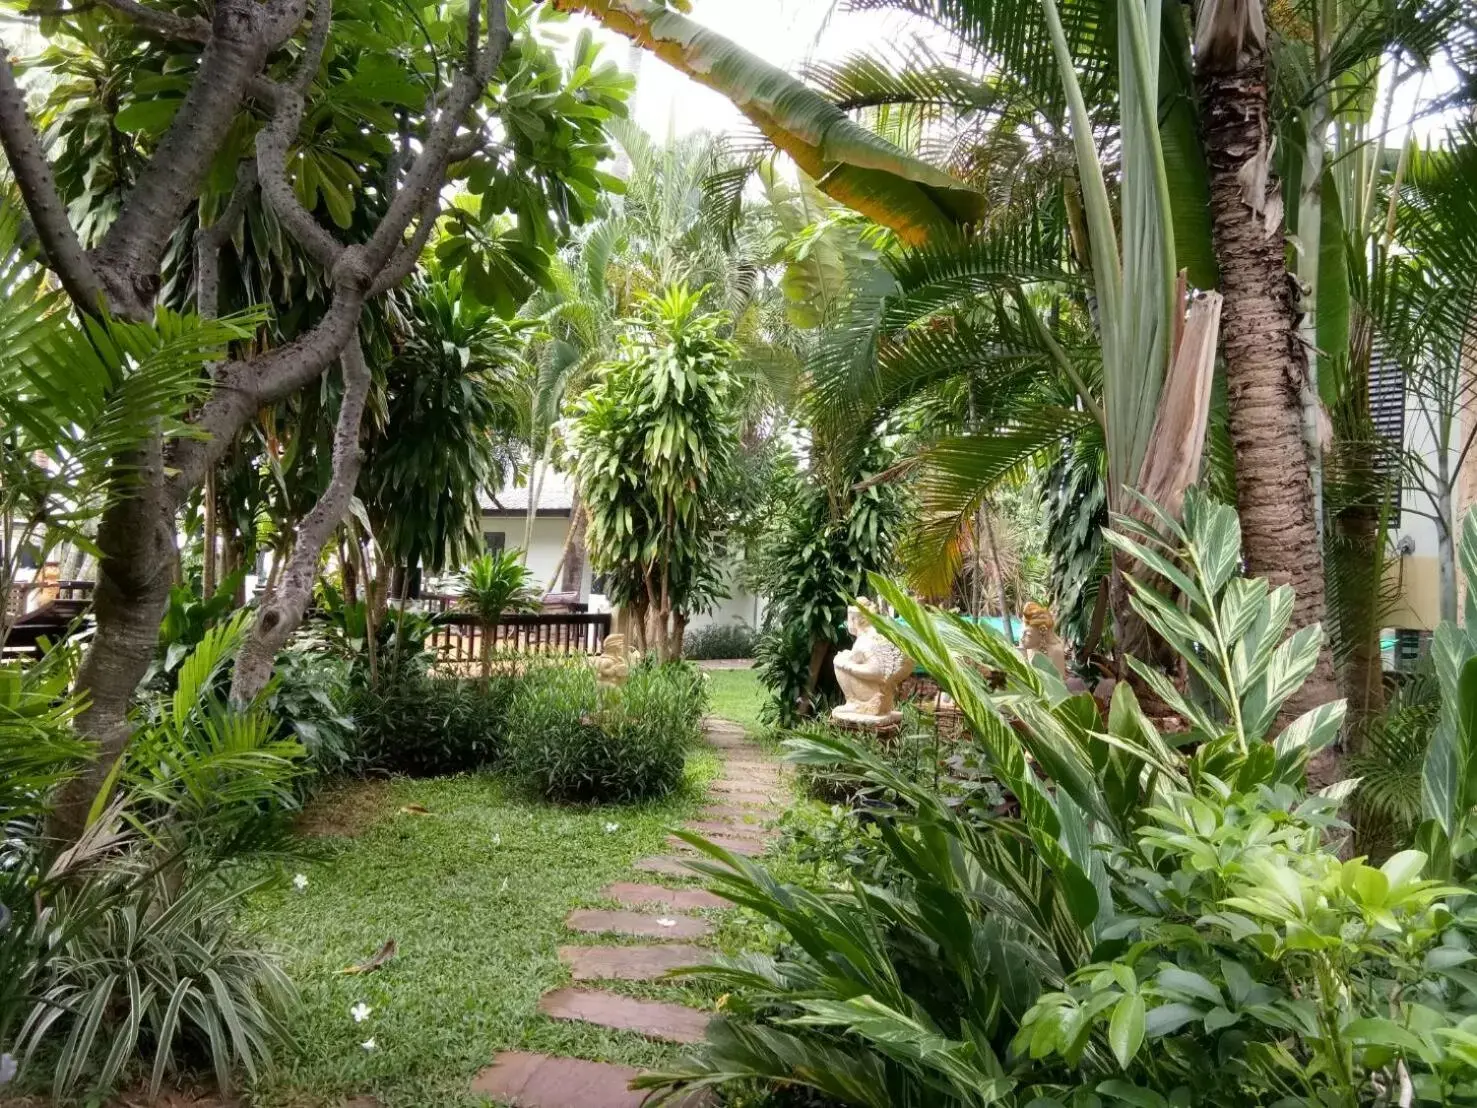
[593,633,631,688]
[1019,602,1068,678]
[832,603,913,726]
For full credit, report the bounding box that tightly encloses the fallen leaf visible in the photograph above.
[341,939,397,975]
[398,804,431,815]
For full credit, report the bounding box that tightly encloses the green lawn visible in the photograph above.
[702,665,767,734]
[246,750,723,1108]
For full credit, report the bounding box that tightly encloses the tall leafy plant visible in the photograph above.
[570,284,739,660]
[640,491,1347,1106]
[1418,509,1477,877]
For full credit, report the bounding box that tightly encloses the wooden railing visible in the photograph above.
[426,611,611,669]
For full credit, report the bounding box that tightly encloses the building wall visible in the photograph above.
[486,513,764,630]
[481,514,590,598]
[1384,555,1441,632]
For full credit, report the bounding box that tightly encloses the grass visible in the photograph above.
[245,750,722,1108]
[242,671,786,1107]
[703,665,767,735]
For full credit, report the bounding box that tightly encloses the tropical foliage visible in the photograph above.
[570,284,740,659]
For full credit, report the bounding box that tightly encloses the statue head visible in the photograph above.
[1022,602,1055,633]
[845,605,864,636]
[602,633,626,656]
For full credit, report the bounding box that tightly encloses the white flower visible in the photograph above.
[656,917,677,928]
[604,822,620,834]
[491,833,501,847]
[351,1002,373,1023]
[0,1052,16,1085]
[361,1037,377,1052]
[293,873,309,892]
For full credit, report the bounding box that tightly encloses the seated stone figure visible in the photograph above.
[832,603,913,726]
[593,633,631,688]
[1019,602,1068,678]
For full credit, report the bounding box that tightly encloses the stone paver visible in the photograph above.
[670,833,766,856]
[700,804,772,822]
[559,943,711,980]
[682,820,770,840]
[705,788,779,805]
[565,908,710,940]
[706,733,754,750]
[472,1053,713,1107]
[603,881,729,911]
[538,987,711,1043]
[471,1052,643,1107]
[633,855,699,878]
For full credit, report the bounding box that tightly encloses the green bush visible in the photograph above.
[683,622,758,660]
[352,665,512,776]
[639,492,1466,1108]
[267,636,358,776]
[2,628,299,1102]
[505,661,705,803]
[12,871,293,1102]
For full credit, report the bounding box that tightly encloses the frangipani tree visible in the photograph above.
[0,0,626,836]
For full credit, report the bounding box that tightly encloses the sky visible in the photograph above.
[555,0,931,140]
[555,0,1467,147]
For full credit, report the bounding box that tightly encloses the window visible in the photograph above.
[1369,341,1406,483]
[484,531,506,555]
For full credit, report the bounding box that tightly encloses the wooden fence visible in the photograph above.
[427,611,611,670]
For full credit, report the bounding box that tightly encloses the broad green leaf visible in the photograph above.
[1108,992,1146,1069]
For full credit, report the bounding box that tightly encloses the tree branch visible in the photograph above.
[362,0,507,273]
[229,332,370,702]
[0,57,108,311]
[196,159,258,320]
[91,0,209,42]
[92,0,287,314]
[254,0,340,269]
[369,188,441,296]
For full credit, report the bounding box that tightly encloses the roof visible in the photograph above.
[481,468,576,515]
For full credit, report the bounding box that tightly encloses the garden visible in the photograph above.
[4,0,1477,1105]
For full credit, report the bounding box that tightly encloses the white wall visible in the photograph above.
[484,515,589,596]
[499,514,765,628]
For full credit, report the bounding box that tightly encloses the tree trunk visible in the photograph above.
[49,440,177,841]
[561,499,587,595]
[1335,501,1387,736]
[231,340,370,703]
[202,468,217,598]
[1196,21,1339,719]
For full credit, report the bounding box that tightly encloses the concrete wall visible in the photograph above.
[480,514,591,597]
[490,512,764,631]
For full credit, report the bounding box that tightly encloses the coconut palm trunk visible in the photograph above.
[1195,0,1339,718]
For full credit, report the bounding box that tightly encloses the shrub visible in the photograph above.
[267,636,358,776]
[353,665,513,776]
[683,622,759,660]
[635,491,1398,1107]
[12,871,293,1102]
[2,630,298,1102]
[505,661,705,803]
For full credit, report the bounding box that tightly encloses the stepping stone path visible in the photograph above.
[603,882,730,911]
[477,715,784,1106]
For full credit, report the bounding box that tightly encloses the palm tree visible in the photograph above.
[456,549,541,678]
